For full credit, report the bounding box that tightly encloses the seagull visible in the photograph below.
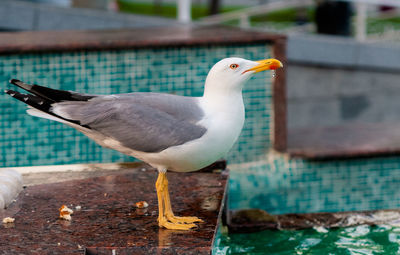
[5,57,282,230]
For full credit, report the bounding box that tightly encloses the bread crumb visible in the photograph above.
[59,205,73,221]
[2,217,15,224]
[135,201,149,209]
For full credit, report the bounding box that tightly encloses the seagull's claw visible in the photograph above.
[166,214,203,224]
[158,218,197,230]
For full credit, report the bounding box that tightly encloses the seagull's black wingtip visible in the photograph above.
[4,89,17,96]
[9,79,20,85]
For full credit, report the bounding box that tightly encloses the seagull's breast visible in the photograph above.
[143,94,245,172]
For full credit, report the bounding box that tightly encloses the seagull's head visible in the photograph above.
[204,57,283,95]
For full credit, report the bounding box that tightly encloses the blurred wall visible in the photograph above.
[286,35,400,130]
[0,0,176,31]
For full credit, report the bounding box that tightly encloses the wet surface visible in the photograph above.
[216,224,400,254]
[0,165,228,255]
[228,209,400,233]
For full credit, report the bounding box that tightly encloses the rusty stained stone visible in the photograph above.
[0,165,228,255]
[272,37,288,152]
[228,208,400,233]
[0,26,286,54]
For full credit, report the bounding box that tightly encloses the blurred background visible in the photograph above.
[2,0,399,137]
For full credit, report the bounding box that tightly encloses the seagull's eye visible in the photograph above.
[230,64,239,70]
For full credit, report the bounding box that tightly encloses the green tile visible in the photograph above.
[0,44,272,167]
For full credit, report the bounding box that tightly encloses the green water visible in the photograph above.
[215,225,400,254]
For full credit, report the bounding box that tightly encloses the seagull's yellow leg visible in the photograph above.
[155,171,197,230]
[156,172,166,226]
[162,173,203,224]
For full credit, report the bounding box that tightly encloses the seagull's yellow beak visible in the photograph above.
[243,58,283,74]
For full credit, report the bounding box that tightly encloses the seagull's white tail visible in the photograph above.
[26,108,69,124]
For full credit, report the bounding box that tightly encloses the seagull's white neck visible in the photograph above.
[202,77,244,108]
[200,78,245,135]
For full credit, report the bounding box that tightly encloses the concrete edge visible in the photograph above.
[2,162,142,175]
[288,34,400,71]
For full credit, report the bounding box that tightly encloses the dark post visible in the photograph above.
[209,0,220,15]
[315,0,352,36]
[272,37,288,152]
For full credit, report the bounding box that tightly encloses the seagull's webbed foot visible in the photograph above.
[156,171,202,230]
[158,216,197,230]
[165,214,203,224]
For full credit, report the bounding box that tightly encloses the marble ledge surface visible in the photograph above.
[0,164,228,255]
[0,25,285,54]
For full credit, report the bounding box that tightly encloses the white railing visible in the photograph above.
[198,0,400,42]
[344,0,400,7]
[343,0,400,41]
[178,0,192,23]
[199,0,313,29]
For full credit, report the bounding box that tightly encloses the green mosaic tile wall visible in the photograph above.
[229,155,400,214]
[0,44,272,167]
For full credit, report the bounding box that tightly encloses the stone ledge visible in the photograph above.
[0,164,228,254]
[0,25,284,54]
[228,208,400,233]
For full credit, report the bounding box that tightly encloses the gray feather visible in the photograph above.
[52,93,207,153]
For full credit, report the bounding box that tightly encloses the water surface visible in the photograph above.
[214,225,400,254]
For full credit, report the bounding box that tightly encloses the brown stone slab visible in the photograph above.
[0,25,285,54]
[0,164,228,255]
[228,208,400,233]
[288,122,400,159]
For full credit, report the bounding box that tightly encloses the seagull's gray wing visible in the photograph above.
[53,93,207,153]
